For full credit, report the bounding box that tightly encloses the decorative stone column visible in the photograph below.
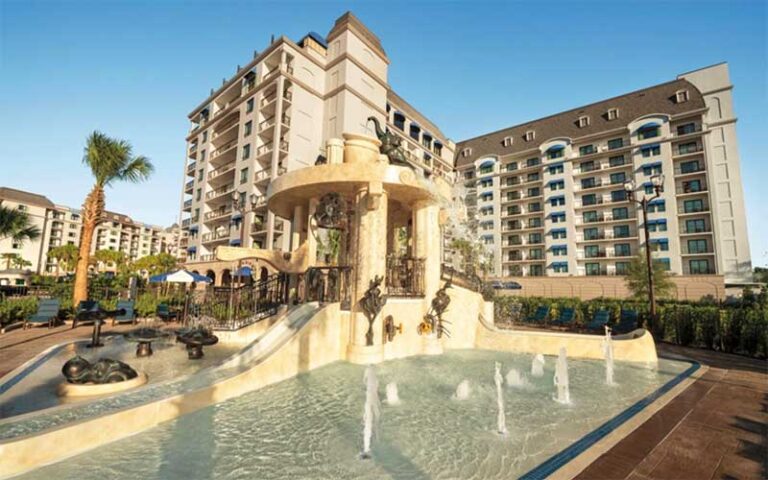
[413,200,443,355]
[326,138,344,164]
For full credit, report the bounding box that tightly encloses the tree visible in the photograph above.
[317,229,341,264]
[625,249,675,301]
[0,201,40,245]
[72,132,153,305]
[0,253,31,270]
[47,244,79,276]
[130,253,178,275]
[91,249,128,273]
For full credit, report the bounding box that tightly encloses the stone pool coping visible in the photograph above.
[521,356,707,480]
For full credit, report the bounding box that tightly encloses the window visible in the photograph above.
[202,131,208,142]
[524,130,535,142]
[585,245,600,258]
[609,155,625,167]
[582,194,599,206]
[613,225,630,238]
[242,144,251,159]
[607,138,624,150]
[550,196,565,207]
[612,207,629,220]
[529,233,542,244]
[615,262,629,275]
[551,212,566,223]
[678,142,699,155]
[685,219,707,234]
[648,200,665,213]
[528,202,542,212]
[680,160,701,174]
[195,188,201,201]
[656,258,671,271]
[244,121,253,136]
[480,192,494,201]
[675,89,689,103]
[638,125,660,140]
[611,190,627,202]
[641,145,661,157]
[583,227,599,240]
[200,150,206,162]
[527,187,541,197]
[580,161,597,173]
[552,230,567,240]
[526,158,540,168]
[527,172,540,182]
[503,136,513,147]
[479,179,493,188]
[644,184,655,195]
[528,218,542,228]
[677,123,697,136]
[615,243,631,257]
[422,136,432,149]
[585,263,601,276]
[507,191,520,201]
[579,145,596,156]
[198,169,204,181]
[610,172,626,185]
[529,265,543,276]
[648,220,668,232]
[246,98,254,113]
[578,115,590,128]
[548,164,564,175]
[687,239,708,254]
[583,211,599,223]
[652,239,669,252]
[479,164,494,175]
[409,125,420,141]
[548,148,564,160]
[581,178,597,189]
[607,108,619,120]
[684,199,705,213]
[462,148,472,157]
[464,171,475,180]
[643,164,663,176]
[529,248,543,260]
[505,162,518,172]
[689,259,710,274]
[393,113,405,130]
[553,263,568,273]
[550,180,565,191]
[683,180,703,193]
[552,245,567,256]
[240,168,249,184]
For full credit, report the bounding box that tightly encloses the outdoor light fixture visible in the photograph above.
[623,180,636,193]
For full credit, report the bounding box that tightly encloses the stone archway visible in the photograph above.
[259,267,269,282]
[205,269,216,285]
[221,269,232,287]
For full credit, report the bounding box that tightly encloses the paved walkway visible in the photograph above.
[576,344,768,480]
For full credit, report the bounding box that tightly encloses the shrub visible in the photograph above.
[0,297,39,327]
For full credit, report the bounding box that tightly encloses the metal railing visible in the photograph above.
[198,273,289,330]
[386,256,425,297]
[296,266,353,307]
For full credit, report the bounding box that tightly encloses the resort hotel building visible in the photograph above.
[455,63,752,290]
[0,187,180,284]
[179,12,455,279]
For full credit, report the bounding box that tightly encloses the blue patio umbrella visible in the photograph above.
[233,265,252,277]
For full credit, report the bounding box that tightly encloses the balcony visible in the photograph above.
[204,208,233,221]
[681,246,714,256]
[184,180,194,192]
[256,140,289,158]
[186,162,196,174]
[676,184,708,195]
[673,144,704,157]
[202,230,230,243]
[183,199,192,211]
[578,213,635,225]
[205,184,234,201]
[680,225,712,235]
[577,180,603,191]
[208,162,236,181]
[679,204,709,215]
[199,254,216,262]
[211,139,238,160]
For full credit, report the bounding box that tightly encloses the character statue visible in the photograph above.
[62,355,139,384]
[367,117,411,168]
[419,281,452,338]
[360,275,387,346]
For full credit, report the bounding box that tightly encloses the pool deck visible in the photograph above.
[576,343,767,480]
[1,327,765,479]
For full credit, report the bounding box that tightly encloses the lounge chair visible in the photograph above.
[24,299,60,329]
[157,303,179,322]
[111,300,136,326]
[551,307,575,327]
[526,306,550,325]
[72,300,100,329]
[613,309,639,334]
[586,309,610,332]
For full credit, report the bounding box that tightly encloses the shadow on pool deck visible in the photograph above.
[574,344,768,480]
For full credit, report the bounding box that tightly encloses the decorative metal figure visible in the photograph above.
[124,327,170,357]
[176,326,219,360]
[314,192,348,229]
[360,275,387,346]
[367,117,412,168]
[419,281,452,338]
[62,356,138,384]
[383,315,403,343]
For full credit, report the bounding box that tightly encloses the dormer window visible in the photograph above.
[607,108,619,120]
[523,130,535,142]
[503,136,513,147]
[675,90,689,103]
[577,115,590,128]
[462,147,473,157]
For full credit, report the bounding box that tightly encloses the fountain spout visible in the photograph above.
[494,362,507,435]
[454,379,471,400]
[553,347,570,404]
[602,326,615,385]
[361,365,380,459]
[385,382,400,405]
[531,354,545,377]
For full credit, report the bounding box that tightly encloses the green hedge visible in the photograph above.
[494,295,768,359]
[0,297,39,327]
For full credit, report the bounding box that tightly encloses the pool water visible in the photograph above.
[17,350,690,480]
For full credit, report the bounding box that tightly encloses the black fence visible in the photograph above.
[295,266,353,309]
[386,256,425,297]
[194,273,289,330]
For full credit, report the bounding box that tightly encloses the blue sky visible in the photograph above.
[1,1,766,266]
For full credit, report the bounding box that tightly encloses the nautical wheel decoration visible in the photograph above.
[314,193,348,229]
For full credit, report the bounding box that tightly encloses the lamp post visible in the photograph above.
[623,174,664,323]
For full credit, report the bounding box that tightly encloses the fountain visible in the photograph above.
[385,382,400,405]
[553,347,571,404]
[124,327,170,357]
[454,379,471,400]
[176,326,219,360]
[494,362,507,436]
[531,353,545,377]
[602,326,615,385]
[361,365,380,459]
[58,355,147,398]
[506,368,527,387]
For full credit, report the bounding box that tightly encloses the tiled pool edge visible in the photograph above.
[520,360,704,480]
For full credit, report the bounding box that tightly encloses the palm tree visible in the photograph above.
[72,132,153,305]
[1,253,19,270]
[48,244,79,277]
[11,256,31,270]
[91,249,128,274]
[0,201,40,244]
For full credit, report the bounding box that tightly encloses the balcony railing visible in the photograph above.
[186,162,196,173]
[385,256,426,297]
[183,199,192,209]
[680,226,712,234]
[211,139,238,159]
[204,208,233,221]
[202,231,230,242]
[185,180,194,190]
[677,185,708,195]
[208,162,236,180]
[199,254,215,262]
[205,184,234,200]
